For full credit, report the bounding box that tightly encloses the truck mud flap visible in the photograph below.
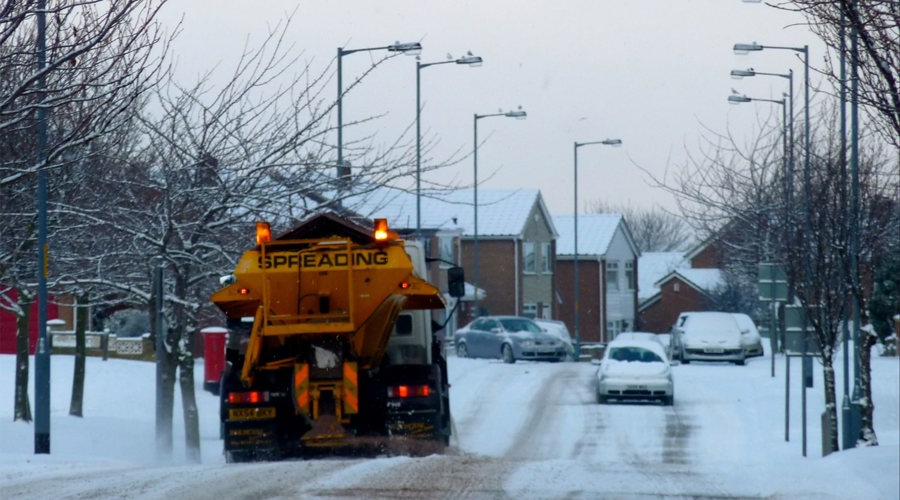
[223,420,278,462]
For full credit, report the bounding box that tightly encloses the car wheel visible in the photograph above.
[735,358,746,366]
[598,395,608,404]
[681,356,690,364]
[501,344,516,364]
[663,396,674,406]
[456,342,468,358]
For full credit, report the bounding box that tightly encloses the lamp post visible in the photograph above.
[34,0,51,455]
[573,139,622,360]
[731,67,795,227]
[416,52,483,234]
[728,92,788,379]
[472,108,527,315]
[337,41,422,198]
[733,43,810,246]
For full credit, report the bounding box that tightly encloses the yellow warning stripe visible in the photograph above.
[293,363,310,414]
[343,361,359,414]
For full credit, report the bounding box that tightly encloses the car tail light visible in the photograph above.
[387,384,430,398]
[228,391,269,404]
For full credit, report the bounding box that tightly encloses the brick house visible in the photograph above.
[348,187,558,329]
[637,238,724,333]
[552,214,639,344]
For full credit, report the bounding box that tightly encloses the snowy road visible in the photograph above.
[1,351,898,499]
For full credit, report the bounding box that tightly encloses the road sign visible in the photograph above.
[758,263,788,301]
[784,305,820,356]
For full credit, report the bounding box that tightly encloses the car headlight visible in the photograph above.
[519,340,535,348]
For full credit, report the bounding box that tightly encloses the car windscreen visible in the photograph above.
[499,318,542,333]
[608,347,663,363]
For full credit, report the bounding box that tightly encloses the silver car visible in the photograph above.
[596,338,674,405]
[455,316,567,363]
[675,312,746,365]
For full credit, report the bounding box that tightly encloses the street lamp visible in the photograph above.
[472,108,527,315]
[337,41,422,196]
[573,139,622,360]
[731,66,795,225]
[416,52,483,234]
[733,43,808,209]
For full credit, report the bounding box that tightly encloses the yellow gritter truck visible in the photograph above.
[211,212,464,461]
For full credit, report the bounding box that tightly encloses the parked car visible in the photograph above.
[674,311,746,365]
[595,338,674,405]
[534,319,575,360]
[732,313,764,358]
[455,316,567,363]
[615,331,667,351]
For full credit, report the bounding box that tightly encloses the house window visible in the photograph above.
[540,242,552,274]
[542,304,551,320]
[606,262,619,290]
[624,261,635,290]
[523,241,536,273]
[438,235,454,268]
[523,302,537,319]
[607,319,623,336]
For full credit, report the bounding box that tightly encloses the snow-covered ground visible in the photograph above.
[1,344,897,499]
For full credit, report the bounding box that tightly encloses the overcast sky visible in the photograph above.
[158,1,827,215]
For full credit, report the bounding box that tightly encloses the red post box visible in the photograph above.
[201,326,228,395]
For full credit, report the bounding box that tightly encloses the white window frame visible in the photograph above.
[523,241,536,274]
[540,241,552,274]
[606,261,619,291]
[625,261,635,290]
[523,302,537,319]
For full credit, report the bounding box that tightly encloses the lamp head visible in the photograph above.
[388,41,423,56]
[601,139,623,147]
[733,42,763,55]
[728,95,752,104]
[505,109,527,119]
[457,52,483,67]
[731,68,756,79]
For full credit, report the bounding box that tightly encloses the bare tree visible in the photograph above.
[587,200,695,252]
[772,0,900,148]
[653,102,897,450]
[1,0,169,422]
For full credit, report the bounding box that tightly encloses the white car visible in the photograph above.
[596,338,674,405]
[534,319,575,360]
[732,313,764,358]
[615,331,667,350]
[675,311,746,365]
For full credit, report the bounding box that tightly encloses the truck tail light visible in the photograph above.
[387,384,430,398]
[228,391,269,404]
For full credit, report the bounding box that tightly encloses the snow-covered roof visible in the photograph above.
[552,214,623,256]
[655,268,723,293]
[347,186,554,238]
[638,252,688,300]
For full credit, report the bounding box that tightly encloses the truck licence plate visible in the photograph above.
[229,407,276,420]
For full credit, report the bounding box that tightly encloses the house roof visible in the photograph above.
[638,252,689,300]
[655,268,723,293]
[347,187,556,238]
[552,214,631,257]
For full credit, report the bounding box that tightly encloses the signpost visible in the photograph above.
[784,304,819,457]
[758,263,788,378]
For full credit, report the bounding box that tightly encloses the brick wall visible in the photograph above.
[639,276,711,333]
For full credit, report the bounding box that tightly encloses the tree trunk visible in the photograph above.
[174,270,201,462]
[857,326,879,446]
[820,348,840,454]
[14,291,33,422]
[179,345,201,463]
[69,293,88,417]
